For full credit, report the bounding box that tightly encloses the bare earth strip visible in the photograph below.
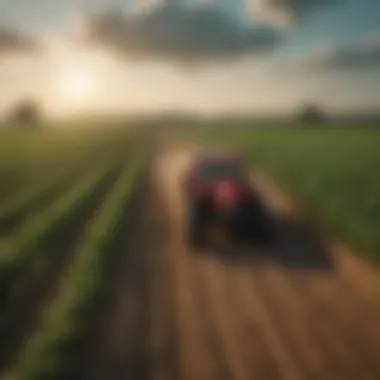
[64,142,380,380]
[157,148,220,380]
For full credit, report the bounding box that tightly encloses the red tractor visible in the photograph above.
[181,152,275,248]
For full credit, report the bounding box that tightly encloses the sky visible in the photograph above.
[0,0,379,117]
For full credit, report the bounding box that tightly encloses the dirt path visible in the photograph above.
[63,143,380,380]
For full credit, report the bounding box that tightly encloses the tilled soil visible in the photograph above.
[61,144,380,380]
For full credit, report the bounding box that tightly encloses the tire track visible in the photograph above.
[251,266,329,380]
[160,153,219,380]
[147,183,175,380]
[294,274,380,378]
[288,275,378,380]
[227,266,304,380]
[192,256,231,380]
[257,266,361,380]
[195,255,251,380]
[224,266,281,380]
[251,266,360,380]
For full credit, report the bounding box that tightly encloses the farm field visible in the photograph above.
[178,125,380,261]
[0,125,379,380]
[0,127,147,379]
[1,0,380,376]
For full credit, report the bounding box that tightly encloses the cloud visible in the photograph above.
[247,0,336,28]
[320,35,380,69]
[0,27,40,57]
[80,4,283,64]
[291,33,380,70]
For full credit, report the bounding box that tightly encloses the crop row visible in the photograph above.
[0,158,116,305]
[6,152,145,380]
[0,128,140,231]
[0,157,104,233]
[0,129,135,201]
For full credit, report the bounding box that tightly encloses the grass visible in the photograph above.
[0,127,137,200]
[0,125,149,379]
[179,125,380,261]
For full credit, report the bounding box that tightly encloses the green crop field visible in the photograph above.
[179,124,380,261]
[0,121,379,379]
[0,126,148,379]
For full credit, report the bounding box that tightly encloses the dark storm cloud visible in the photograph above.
[81,4,282,64]
[0,27,40,57]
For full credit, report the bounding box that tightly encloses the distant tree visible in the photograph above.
[8,98,42,128]
[298,103,326,124]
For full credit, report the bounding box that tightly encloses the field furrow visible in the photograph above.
[231,267,304,380]
[196,257,252,380]
[0,161,115,304]
[0,161,122,374]
[5,154,144,380]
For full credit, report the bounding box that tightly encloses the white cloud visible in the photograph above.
[246,0,336,28]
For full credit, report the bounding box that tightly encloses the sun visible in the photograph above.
[61,70,94,100]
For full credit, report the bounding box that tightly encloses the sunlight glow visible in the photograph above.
[44,37,103,104]
[61,69,94,100]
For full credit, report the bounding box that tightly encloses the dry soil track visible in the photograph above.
[64,143,380,380]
